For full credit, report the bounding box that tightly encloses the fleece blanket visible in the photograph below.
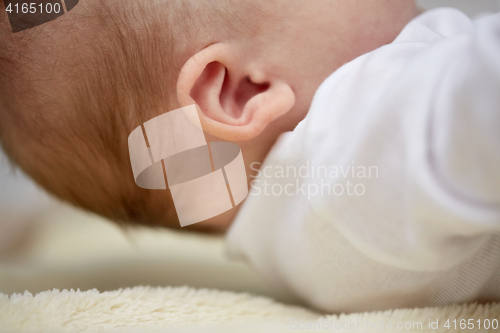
[1,286,499,332]
[1,205,499,332]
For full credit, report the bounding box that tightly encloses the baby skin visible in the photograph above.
[0,0,418,230]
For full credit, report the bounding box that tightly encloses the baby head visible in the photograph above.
[0,0,417,231]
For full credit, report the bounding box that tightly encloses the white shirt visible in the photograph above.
[226,8,500,312]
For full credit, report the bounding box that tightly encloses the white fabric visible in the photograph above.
[226,8,500,312]
[0,286,316,332]
[1,286,498,333]
[0,205,297,304]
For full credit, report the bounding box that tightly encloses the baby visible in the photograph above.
[1,0,499,312]
[0,0,415,230]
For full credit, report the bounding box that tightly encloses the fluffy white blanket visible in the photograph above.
[1,207,499,332]
[1,286,499,333]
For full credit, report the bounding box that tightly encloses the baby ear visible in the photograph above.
[177,43,295,142]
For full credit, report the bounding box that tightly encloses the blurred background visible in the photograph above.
[1,0,499,303]
[0,145,299,304]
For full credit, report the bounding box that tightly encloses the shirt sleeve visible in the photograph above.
[304,10,500,271]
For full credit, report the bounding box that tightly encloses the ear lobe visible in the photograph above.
[177,43,295,142]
